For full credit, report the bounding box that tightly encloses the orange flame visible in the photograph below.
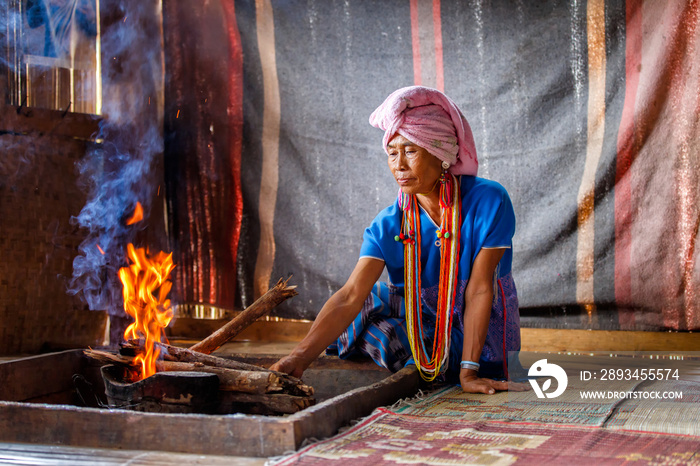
[119,243,175,379]
[126,202,144,225]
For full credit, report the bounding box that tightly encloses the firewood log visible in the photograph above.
[154,342,314,397]
[84,349,134,366]
[85,350,284,395]
[156,360,283,394]
[84,348,315,415]
[153,342,269,372]
[218,391,314,415]
[117,342,314,397]
[189,277,298,355]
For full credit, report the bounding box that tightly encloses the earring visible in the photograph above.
[439,166,453,208]
[441,161,450,171]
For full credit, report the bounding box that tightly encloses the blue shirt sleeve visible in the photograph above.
[462,178,516,278]
[360,223,385,261]
[481,188,516,249]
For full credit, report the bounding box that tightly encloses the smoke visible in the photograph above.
[69,134,157,313]
[66,0,164,315]
[0,1,163,315]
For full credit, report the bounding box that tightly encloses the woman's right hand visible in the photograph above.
[269,258,385,380]
[269,353,312,379]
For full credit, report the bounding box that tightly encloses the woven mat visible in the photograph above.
[605,380,700,435]
[269,408,700,465]
[392,377,640,427]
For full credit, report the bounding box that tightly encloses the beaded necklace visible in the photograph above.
[396,172,461,381]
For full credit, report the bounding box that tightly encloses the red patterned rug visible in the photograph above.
[270,408,700,465]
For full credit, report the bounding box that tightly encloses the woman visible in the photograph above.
[271,86,523,394]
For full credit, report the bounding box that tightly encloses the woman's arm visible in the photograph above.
[270,257,385,378]
[460,247,518,394]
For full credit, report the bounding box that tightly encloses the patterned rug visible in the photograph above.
[392,377,640,426]
[605,379,700,435]
[269,371,700,465]
[269,408,700,465]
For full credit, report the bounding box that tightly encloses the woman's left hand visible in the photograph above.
[459,371,530,394]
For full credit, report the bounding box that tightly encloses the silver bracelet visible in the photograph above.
[460,360,480,371]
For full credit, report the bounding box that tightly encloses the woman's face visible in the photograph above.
[387,134,442,195]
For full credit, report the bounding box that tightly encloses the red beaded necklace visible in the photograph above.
[397,172,461,381]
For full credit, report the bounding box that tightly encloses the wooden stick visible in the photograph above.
[189,277,298,355]
[155,342,314,397]
[154,342,269,372]
[156,361,283,394]
[85,349,286,395]
[219,391,314,415]
[84,349,135,366]
[120,342,314,397]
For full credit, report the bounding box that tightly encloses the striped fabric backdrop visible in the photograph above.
[164,0,700,331]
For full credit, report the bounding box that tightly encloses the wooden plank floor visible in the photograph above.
[0,442,265,465]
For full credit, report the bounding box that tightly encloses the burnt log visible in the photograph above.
[84,349,134,366]
[101,364,220,413]
[155,342,314,397]
[156,361,283,394]
[91,344,314,397]
[86,350,284,395]
[219,391,314,415]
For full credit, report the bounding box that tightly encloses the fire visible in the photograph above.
[125,202,144,225]
[119,243,175,379]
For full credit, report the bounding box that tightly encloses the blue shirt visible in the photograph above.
[360,176,516,303]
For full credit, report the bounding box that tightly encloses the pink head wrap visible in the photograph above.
[369,86,478,176]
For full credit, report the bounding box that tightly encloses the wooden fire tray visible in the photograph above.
[0,350,420,457]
